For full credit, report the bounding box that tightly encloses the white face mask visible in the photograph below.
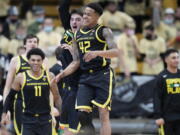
[127,29,135,36]
[164,18,174,25]
[43,26,53,33]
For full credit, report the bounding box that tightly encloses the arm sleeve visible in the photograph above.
[153,75,164,119]
[58,0,71,30]
[3,89,18,113]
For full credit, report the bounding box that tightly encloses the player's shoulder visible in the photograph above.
[158,69,169,79]
[9,55,20,66]
[11,55,20,62]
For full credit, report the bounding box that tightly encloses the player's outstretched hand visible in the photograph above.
[83,51,98,62]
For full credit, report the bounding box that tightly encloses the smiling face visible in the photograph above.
[28,55,43,72]
[83,7,99,28]
[70,13,83,32]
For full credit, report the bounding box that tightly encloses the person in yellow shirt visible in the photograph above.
[0,0,9,22]
[37,18,62,67]
[153,1,177,47]
[139,24,166,75]
[8,24,26,56]
[117,21,139,75]
[98,1,134,32]
[0,22,9,56]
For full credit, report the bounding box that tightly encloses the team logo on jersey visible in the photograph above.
[27,79,32,82]
[22,63,26,66]
[43,76,47,81]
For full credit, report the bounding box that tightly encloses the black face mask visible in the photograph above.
[10,19,17,24]
[145,34,152,40]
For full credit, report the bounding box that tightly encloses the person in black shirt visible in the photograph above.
[58,0,83,134]
[56,3,120,135]
[154,48,180,135]
[1,48,62,135]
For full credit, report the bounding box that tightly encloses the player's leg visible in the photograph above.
[22,124,36,135]
[173,120,180,135]
[164,122,173,135]
[98,107,111,135]
[37,122,52,135]
[65,91,80,135]
[59,96,70,134]
[91,68,113,135]
[76,84,95,135]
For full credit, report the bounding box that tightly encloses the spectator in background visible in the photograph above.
[139,23,166,75]
[37,18,61,67]
[4,6,21,39]
[98,1,134,33]
[8,23,27,57]
[0,0,9,23]
[124,0,147,33]
[175,7,180,29]
[153,0,177,47]
[28,6,45,35]
[16,46,26,56]
[0,22,9,56]
[165,8,180,55]
[116,21,139,75]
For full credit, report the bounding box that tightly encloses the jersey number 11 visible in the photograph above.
[34,86,42,96]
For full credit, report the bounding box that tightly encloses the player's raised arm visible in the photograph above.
[58,0,71,30]
[56,41,80,82]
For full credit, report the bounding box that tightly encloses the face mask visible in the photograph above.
[127,29,135,36]
[44,26,53,33]
[164,18,174,25]
[10,19,18,24]
[145,34,152,40]
[36,17,44,23]
[16,34,26,40]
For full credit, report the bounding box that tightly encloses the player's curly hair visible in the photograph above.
[27,48,45,60]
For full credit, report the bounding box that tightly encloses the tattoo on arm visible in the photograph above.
[103,28,117,49]
[72,40,80,61]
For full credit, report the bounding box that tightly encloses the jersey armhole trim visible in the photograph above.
[15,56,21,74]
[96,25,106,43]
